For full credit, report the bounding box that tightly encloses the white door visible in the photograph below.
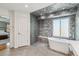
[14,12,29,48]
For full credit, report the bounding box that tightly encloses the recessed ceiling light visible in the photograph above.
[25,5,28,8]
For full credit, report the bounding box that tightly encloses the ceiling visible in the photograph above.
[32,3,78,16]
[0,3,52,12]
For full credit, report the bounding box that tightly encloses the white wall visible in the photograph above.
[0,8,9,16]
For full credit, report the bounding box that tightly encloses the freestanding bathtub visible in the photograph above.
[48,37,70,55]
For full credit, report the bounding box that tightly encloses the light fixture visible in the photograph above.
[25,5,28,8]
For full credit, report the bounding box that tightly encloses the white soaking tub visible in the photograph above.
[48,37,70,54]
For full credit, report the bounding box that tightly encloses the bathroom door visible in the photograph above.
[14,12,30,48]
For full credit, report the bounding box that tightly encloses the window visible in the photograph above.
[61,17,69,37]
[53,18,60,36]
[53,16,70,38]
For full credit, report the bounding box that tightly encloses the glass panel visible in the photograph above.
[61,17,70,37]
[53,19,60,36]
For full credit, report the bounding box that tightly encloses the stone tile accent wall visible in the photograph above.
[38,19,53,37]
[38,8,76,40]
[69,15,76,40]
